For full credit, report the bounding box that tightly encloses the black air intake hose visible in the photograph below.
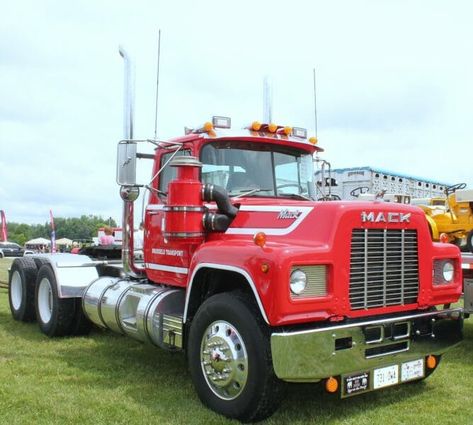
[202,184,238,232]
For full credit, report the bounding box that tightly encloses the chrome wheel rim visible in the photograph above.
[10,271,22,311]
[200,320,248,400]
[38,278,53,323]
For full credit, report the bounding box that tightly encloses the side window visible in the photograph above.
[158,150,190,193]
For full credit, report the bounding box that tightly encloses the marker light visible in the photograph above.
[251,121,262,131]
[309,136,318,145]
[426,355,437,369]
[268,123,278,133]
[212,116,231,129]
[325,377,339,393]
[254,232,267,247]
[203,122,214,132]
[292,127,307,138]
[282,126,292,136]
[261,263,269,273]
[439,233,449,243]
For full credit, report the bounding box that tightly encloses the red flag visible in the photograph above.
[50,210,56,253]
[0,210,7,242]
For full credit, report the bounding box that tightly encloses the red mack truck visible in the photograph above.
[7,49,464,422]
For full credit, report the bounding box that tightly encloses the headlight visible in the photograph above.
[433,259,455,285]
[290,269,307,295]
[442,261,454,282]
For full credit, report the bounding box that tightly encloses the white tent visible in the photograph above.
[25,237,51,246]
[56,238,73,246]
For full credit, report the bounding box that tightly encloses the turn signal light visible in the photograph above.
[439,233,449,243]
[254,232,267,247]
[426,355,437,369]
[251,121,262,131]
[203,122,214,132]
[325,377,339,393]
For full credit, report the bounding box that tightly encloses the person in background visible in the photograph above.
[71,242,80,254]
[99,226,115,245]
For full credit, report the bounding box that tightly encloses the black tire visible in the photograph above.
[466,230,473,253]
[8,257,38,322]
[187,292,284,422]
[35,264,76,337]
[69,298,93,336]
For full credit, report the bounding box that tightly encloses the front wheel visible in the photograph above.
[187,292,284,422]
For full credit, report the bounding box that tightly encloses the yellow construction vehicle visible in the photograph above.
[418,183,473,251]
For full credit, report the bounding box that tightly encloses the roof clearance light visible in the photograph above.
[212,116,231,129]
[309,136,318,145]
[292,127,307,138]
[251,121,262,131]
[283,126,292,136]
[203,122,214,132]
[268,123,278,133]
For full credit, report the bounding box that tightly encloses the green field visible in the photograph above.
[0,257,472,424]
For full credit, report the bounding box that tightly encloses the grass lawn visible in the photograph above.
[0,257,472,424]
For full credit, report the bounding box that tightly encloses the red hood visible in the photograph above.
[212,200,427,243]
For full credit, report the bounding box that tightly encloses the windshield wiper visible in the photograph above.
[231,188,272,198]
[278,193,313,201]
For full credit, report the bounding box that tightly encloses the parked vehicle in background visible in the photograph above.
[0,242,25,258]
[417,184,473,251]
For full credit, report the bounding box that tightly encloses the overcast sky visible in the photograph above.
[1,0,472,224]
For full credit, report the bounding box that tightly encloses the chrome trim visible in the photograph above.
[162,206,205,212]
[184,263,269,324]
[271,308,463,382]
[163,232,205,239]
[146,263,189,274]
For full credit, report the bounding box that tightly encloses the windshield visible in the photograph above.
[201,141,315,200]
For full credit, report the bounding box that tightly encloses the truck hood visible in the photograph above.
[223,200,426,241]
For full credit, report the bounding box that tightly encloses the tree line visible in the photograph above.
[6,215,118,246]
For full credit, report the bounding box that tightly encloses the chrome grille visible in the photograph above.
[349,229,419,310]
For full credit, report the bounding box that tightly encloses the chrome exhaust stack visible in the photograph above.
[118,46,145,278]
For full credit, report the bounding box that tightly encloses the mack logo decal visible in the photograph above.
[361,211,411,223]
[278,209,302,219]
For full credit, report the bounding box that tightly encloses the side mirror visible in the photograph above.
[116,141,137,185]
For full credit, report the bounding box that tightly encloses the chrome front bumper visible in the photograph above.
[271,308,463,383]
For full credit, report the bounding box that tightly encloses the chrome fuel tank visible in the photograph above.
[82,277,185,349]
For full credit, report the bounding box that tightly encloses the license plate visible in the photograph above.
[401,359,424,382]
[373,365,399,389]
[344,372,370,395]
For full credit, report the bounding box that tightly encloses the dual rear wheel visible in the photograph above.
[8,259,91,336]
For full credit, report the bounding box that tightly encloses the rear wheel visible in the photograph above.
[187,292,284,422]
[35,265,75,337]
[8,257,38,322]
